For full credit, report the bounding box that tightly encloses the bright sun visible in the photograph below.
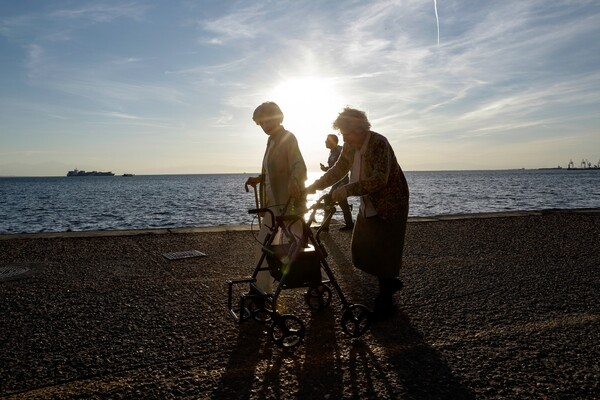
[267,77,345,170]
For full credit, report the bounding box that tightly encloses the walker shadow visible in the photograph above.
[213,269,348,399]
[214,304,344,399]
[256,306,344,398]
[295,307,345,398]
[321,234,475,399]
[212,321,272,400]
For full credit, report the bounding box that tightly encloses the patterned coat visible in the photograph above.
[311,131,409,220]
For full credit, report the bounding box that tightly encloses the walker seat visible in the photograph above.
[265,243,322,288]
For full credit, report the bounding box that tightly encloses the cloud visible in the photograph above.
[96,111,142,120]
[302,1,600,146]
[198,0,597,149]
[0,13,36,39]
[164,56,251,77]
[21,41,186,108]
[177,0,600,151]
[200,4,266,45]
[50,3,147,23]
[25,43,44,70]
[209,112,235,128]
[1,3,148,43]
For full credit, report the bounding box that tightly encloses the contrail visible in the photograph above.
[434,0,440,46]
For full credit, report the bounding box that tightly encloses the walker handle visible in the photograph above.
[249,208,274,221]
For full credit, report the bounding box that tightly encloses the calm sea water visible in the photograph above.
[1,170,599,234]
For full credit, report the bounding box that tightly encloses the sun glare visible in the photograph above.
[268,77,345,169]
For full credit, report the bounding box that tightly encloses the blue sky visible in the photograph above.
[1,0,599,176]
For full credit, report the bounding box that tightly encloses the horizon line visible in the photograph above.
[3,166,600,178]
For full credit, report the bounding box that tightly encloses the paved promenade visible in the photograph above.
[1,210,599,399]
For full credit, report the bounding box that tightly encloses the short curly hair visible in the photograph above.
[332,107,371,132]
[253,101,284,125]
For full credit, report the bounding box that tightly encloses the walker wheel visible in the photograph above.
[305,284,332,311]
[240,296,254,321]
[341,304,371,337]
[269,314,305,348]
[246,295,273,323]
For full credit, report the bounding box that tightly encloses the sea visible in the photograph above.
[1,169,599,235]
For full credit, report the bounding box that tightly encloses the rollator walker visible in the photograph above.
[227,194,372,348]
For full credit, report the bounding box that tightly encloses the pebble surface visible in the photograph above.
[1,210,599,399]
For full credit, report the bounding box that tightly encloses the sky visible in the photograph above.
[1,0,599,176]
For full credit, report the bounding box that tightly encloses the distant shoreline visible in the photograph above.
[538,167,600,171]
[2,167,600,178]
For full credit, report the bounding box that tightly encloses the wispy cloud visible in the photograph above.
[300,0,600,145]
[96,111,143,120]
[53,77,187,106]
[50,3,147,23]
[22,41,186,108]
[201,4,265,45]
[1,3,148,42]
[162,0,600,151]
[0,13,36,39]
[209,112,235,128]
[164,56,251,76]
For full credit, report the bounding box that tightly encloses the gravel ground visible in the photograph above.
[0,210,599,399]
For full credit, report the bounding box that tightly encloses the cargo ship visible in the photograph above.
[67,169,115,176]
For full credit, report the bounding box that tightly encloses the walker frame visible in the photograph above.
[226,194,371,348]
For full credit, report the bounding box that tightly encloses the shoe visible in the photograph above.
[372,296,397,321]
[339,223,354,231]
[379,278,404,296]
[390,278,404,293]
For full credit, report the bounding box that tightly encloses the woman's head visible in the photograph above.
[333,107,371,132]
[253,102,284,125]
[333,107,371,146]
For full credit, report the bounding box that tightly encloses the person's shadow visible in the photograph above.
[346,314,475,399]
[321,234,475,399]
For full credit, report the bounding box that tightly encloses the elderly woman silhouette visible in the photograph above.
[306,107,409,320]
[246,101,307,292]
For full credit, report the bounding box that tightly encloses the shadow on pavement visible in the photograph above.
[322,234,476,399]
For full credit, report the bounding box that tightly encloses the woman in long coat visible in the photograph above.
[245,102,307,292]
[306,107,409,319]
